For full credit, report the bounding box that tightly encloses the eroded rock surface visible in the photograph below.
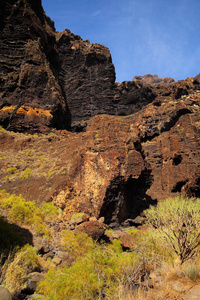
[0,88,199,225]
[0,0,157,132]
[0,0,200,226]
[0,0,67,132]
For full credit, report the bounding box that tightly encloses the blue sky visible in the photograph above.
[42,0,200,83]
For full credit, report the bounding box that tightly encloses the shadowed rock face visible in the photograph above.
[56,29,157,130]
[0,0,157,132]
[0,0,67,132]
[0,0,200,225]
[56,29,116,129]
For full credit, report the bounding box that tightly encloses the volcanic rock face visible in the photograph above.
[56,29,157,129]
[0,0,200,225]
[56,29,116,129]
[0,0,157,132]
[0,90,199,225]
[0,0,67,132]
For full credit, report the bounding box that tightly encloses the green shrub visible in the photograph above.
[133,225,174,265]
[60,230,95,262]
[25,150,32,157]
[108,239,123,254]
[183,259,200,281]
[8,201,37,225]
[145,196,200,264]
[37,243,145,300]
[37,246,121,300]
[41,202,62,223]
[4,245,38,295]
[20,167,33,179]
[0,190,60,238]
[6,167,18,174]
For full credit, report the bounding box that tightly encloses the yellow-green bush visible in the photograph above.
[37,246,121,300]
[41,202,62,223]
[4,245,38,295]
[60,230,95,262]
[145,196,200,264]
[36,242,144,300]
[71,212,84,220]
[133,225,174,266]
[107,238,123,254]
[0,190,60,238]
[20,167,33,179]
[6,166,18,174]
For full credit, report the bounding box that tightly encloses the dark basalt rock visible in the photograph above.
[1,0,198,134]
[56,29,116,129]
[0,0,158,132]
[0,0,68,132]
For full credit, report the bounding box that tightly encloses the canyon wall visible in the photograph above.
[0,0,200,225]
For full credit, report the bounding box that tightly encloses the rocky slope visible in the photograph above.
[0,0,200,225]
[0,87,200,226]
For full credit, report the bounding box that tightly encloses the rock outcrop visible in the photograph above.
[133,74,175,87]
[56,29,116,130]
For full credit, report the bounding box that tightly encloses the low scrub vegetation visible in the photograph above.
[3,245,39,295]
[36,240,142,300]
[1,193,200,299]
[146,196,200,264]
[0,190,60,237]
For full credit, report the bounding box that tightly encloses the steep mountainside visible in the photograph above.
[1,2,200,299]
[0,0,157,132]
[0,90,200,225]
[0,0,200,225]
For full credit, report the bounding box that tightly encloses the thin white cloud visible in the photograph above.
[92,10,102,18]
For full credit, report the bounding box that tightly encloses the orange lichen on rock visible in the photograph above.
[0,105,53,117]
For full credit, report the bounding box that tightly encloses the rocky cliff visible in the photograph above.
[0,0,69,132]
[0,0,200,225]
[0,0,157,132]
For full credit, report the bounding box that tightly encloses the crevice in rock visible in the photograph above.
[171,180,188,193]
[160,108,191,133]
[141,107,192,143]
[99,168,155,227]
